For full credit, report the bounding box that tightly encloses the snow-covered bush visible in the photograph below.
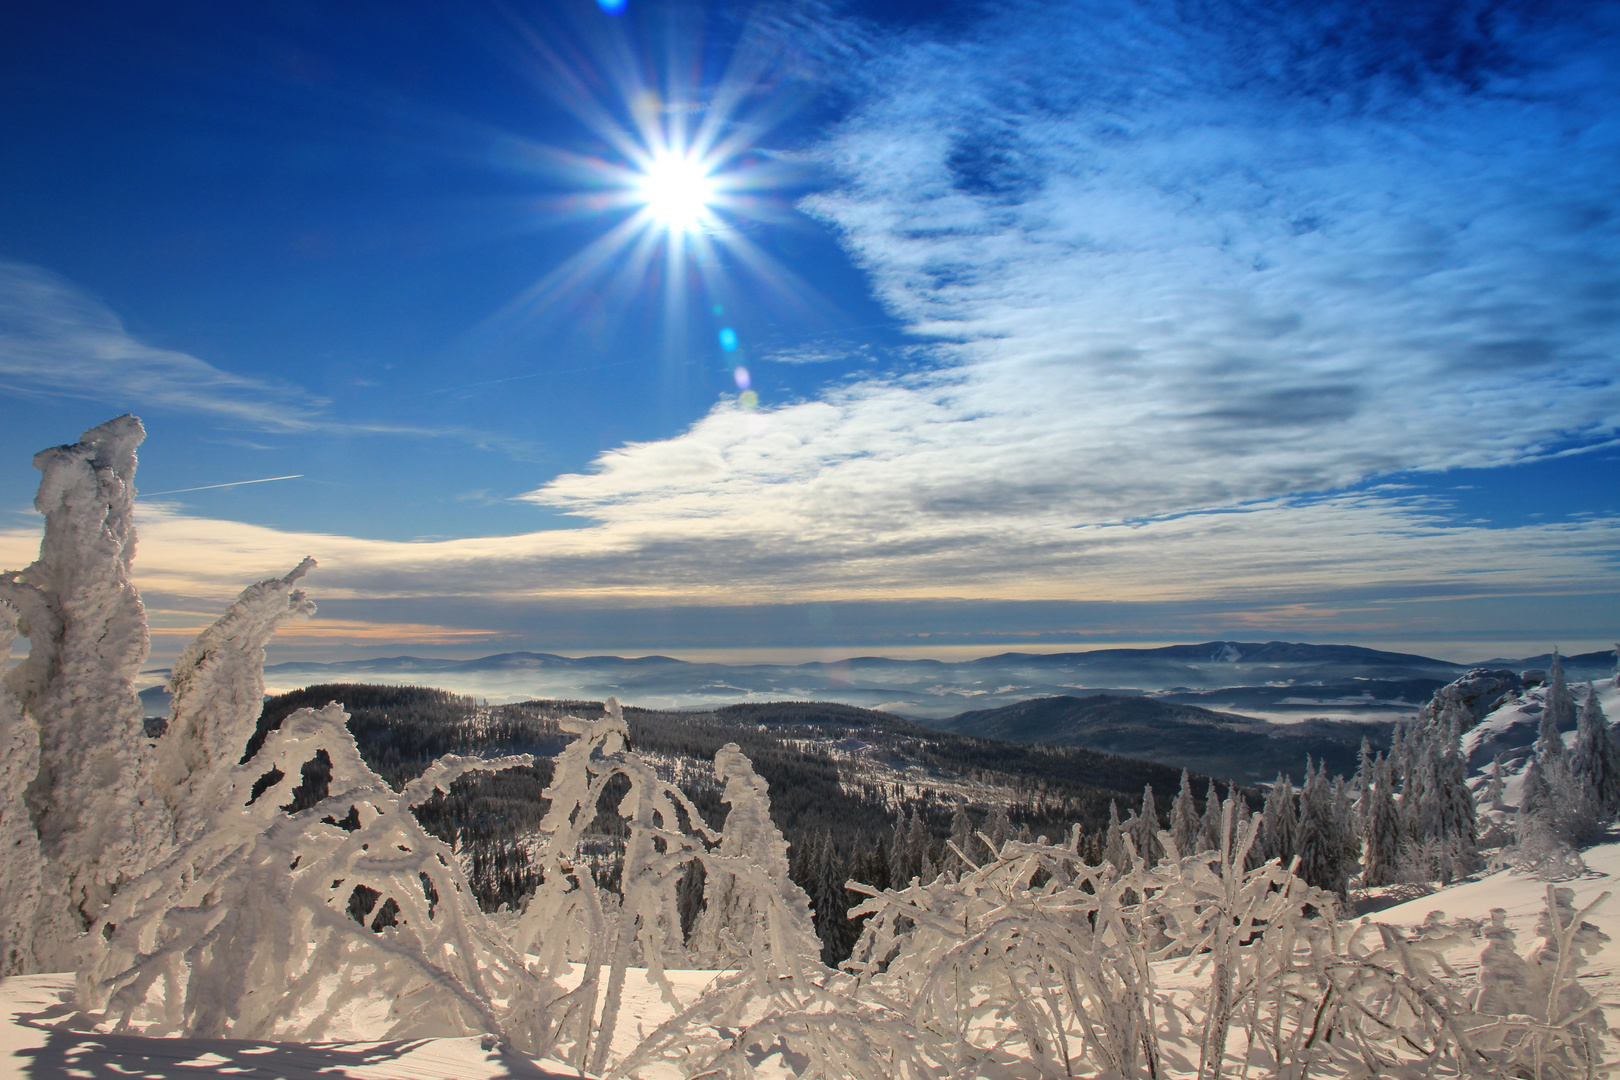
[0,415,170,971]
[0,601,42,976]
[633,797,1607,1079]
[154,556,317,841]
[511,699,821,1077]
[79,702,551,1049]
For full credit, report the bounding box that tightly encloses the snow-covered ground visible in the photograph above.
[0,964,721,1079]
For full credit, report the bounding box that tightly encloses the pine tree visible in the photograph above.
[905,808,931,882]
[1294,762,1342,897]
[1361,755,1402,888]
[1169,770,1201,857]
[982,803,1013,862]
[1260,774,1298,866]
[1199,778,1223,853]
[1434,713,1479,884]
[1486,753,1507,811]
[1103,800,1127,871]
[1568,683,1620,822]
[1132,784,1163,866]
[1544,650,1576,758]
[888,808,912,886]
[946,804,975,872]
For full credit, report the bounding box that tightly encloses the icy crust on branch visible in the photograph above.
[156,556,317,839]
[686,743,820,972]
[0,415,165,971]
[632,806,1607,1080]
[79,703,550,1051]
[513,702,821,1078]
[0,604,42,975]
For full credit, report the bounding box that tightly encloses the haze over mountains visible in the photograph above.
[201,640,1620,722]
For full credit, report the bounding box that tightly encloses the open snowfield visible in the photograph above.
[6,846,1616,1079]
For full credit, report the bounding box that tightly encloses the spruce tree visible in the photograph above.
[1434,713,1478,884]
[1132,784,1164,866]
[1199,778,1223,853]
[1544,650,1576,757]
[1169,770,1201,857]
[1568,683,1620,822]
[947,804,975,872]
[1260,774,1298,866]
[1294,763,1340,896]
[1361,755,1402,888]
[888,808,912,886]
[1103,800,1127,871]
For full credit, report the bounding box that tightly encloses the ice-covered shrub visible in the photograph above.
[511,699,820,1077]
[79,702,550,1050]
[0,415,169,971]
[637,797,1605,1079]
[155,557,317,841]
[0,601,42,975]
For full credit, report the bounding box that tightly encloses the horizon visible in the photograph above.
[3,1,1616,660]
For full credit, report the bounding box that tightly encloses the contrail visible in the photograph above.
[138,474,304,497]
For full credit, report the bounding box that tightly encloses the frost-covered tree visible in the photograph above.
[510,700,822,1077]
[0,602,42,975]
[79,703,547,1049]
[1295,761,1350,898]
[689,744,819,971]
[0,416,170,970]
[1362,754,1402,888]
[1486,752,1508,811]
[1543,650,1576,761]
[1199,777,1223,852]
[1169,769,1201,857]
[1568,683,1620,823]
[944,803,973,873]
[1131,784,1163,866]
[887,807,912,885]
[1103,799,1127,870]
[155,558,317,841]
[1259,774,1298,865]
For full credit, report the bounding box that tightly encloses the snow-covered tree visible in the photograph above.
[1567,683,1620,823]
[944,802,973,873]
[79,703,547,1049]
[1259,773,1298,865]
[0,601,42,976]
[155,558,317,841]
[886,807,912,885]
[1295,761,1350,898]
[1199,777,1223,852]
[1131,784,1163,866]
[1103,799,1127,870]
[689,743,820,973]
[1169,769,1201,857]
[1543,650,1576,760]
[1361,754,1402,888]
[0,416,170,971]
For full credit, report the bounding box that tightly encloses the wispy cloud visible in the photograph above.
[0,260,329,430]
[0,260,536,454]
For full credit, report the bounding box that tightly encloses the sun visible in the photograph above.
[636,150,716,232]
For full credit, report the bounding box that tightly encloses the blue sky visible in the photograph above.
[0,0,1616,665]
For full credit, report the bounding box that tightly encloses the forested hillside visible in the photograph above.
[255,684,1235,960]
[929,693,1393,782]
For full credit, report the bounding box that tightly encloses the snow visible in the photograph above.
[0,972,582,1079]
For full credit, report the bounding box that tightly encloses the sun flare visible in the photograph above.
[637,151,716,231]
